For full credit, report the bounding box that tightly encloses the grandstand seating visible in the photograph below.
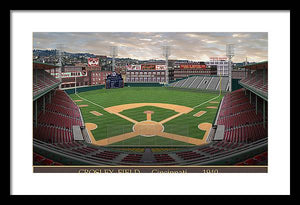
[33,152,62,165]
[33,90,83,144]
[176,150,206,161]
[154,154,175,163]
[121,154,143,163]
[91,150,121,160]
[72,146,98,155]
[33,70,60,96]
[54,141,83,149]
[236,152,268,165]
[216,88,268,143]
[33,124,74,143]
[239,70,268,94]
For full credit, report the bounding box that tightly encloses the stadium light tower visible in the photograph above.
[162,45,171,84]
[226,44,235,92]
[110,46,118,72]
[56,44,64,89]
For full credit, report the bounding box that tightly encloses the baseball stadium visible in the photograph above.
[32,58,268,167]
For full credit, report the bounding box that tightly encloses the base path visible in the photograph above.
[157,132,204,145]
[85,120,212,146]
[104,103,193,114]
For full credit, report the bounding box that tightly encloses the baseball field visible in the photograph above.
[69,87,224,146]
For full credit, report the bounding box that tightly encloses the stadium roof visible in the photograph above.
[33,61,59,70]
[236,61,268,70]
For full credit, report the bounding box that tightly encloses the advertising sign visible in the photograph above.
[209,57,228,61]
[88,58,99,67]
[155,65,167,70]
[51,71,87,78]
[126,65,142,70]
[141,64,156,70]
[179,64,207,69]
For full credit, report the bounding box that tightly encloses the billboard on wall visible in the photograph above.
[179,64,207,69]
[141,64,156,70]
[126,65,142,70]
[88,58,99,67]
[51,71,87,78]
[155,65,167,70]
[209,57,228,61]
[127,64,166,70]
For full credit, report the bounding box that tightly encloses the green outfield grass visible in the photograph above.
[69,87,224,146]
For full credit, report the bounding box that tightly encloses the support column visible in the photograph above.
[263,100,266,128]
[75,72,77,94]
[35,100,38,128]
[263,69,266,85]
[49,91,51,104]
[43,95,45,114]
[35,69,37,84]
[256,70,258,81]
[228,60,232,92]
[249,91,251,104]
[256,95,258,114]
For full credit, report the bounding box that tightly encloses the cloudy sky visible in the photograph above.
[33,32,268,62]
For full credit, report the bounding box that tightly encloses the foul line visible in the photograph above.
[75,93,106,109]
[192,94,221,109]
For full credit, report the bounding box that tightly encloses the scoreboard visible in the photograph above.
[105,72,124,89]
[179,64,207,69]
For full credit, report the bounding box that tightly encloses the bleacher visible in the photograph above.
[169,76,229,91]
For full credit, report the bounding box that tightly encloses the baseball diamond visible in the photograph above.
[69,87,223,146]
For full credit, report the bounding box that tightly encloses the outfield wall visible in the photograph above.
[125,83,164,87]
[63,83,164,94]
[64,85,105,94]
